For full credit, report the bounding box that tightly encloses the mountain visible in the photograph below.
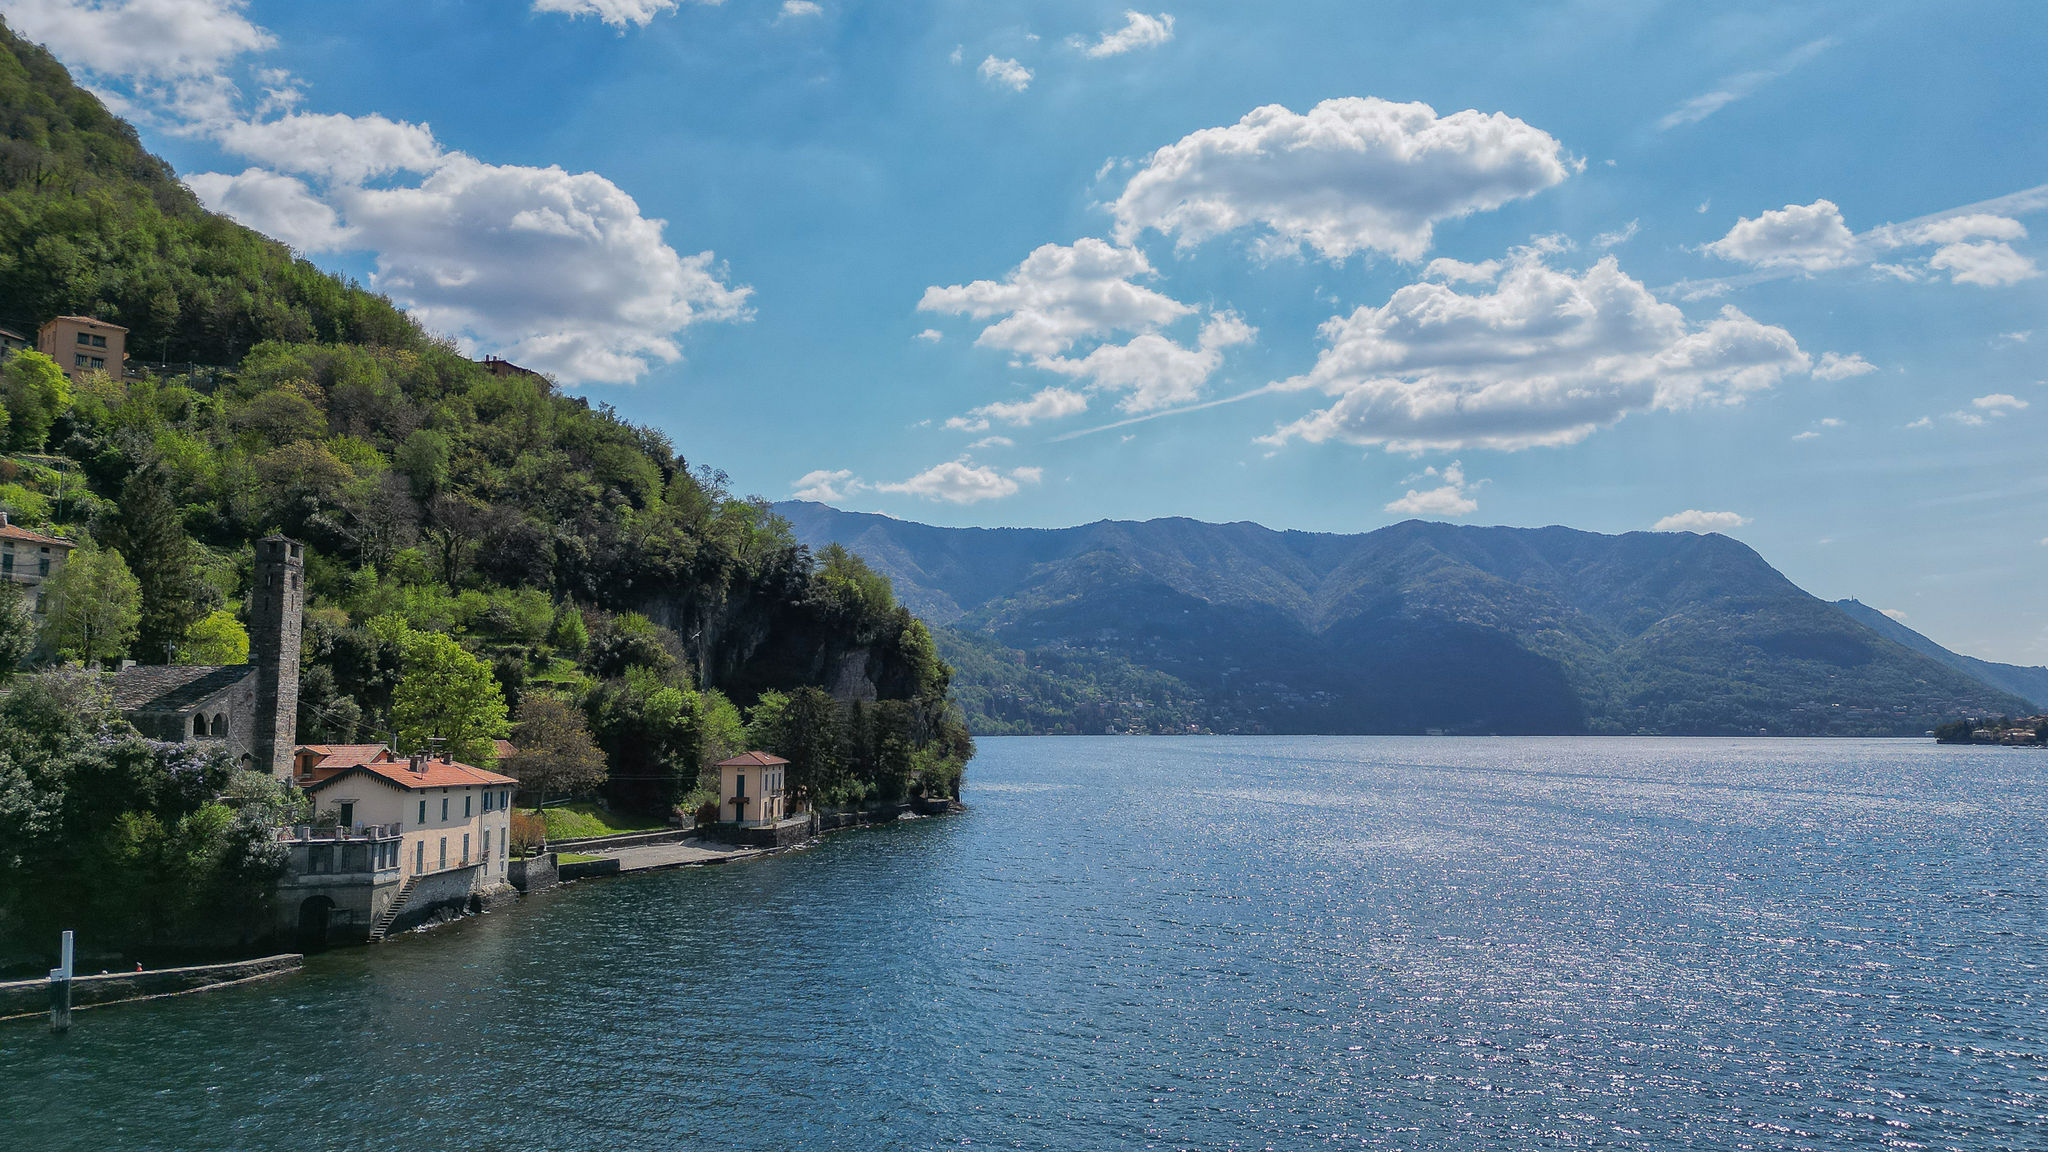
[776,502,2033,736]
[1834,600,2048,710]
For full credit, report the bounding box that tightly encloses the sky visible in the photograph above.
[3,0,2044,663]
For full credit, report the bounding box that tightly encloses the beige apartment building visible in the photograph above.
[717,750,791,827]
[37,315,126,382]
[301,750,518,887]
[0,512,74,618]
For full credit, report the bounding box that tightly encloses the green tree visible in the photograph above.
[0,581,35,679]
[114,461,210,662]
[0,350,69,451]
[374,616,511,767]
[180,609,250,664]
[45,544,141,668]
[504,692,607,804]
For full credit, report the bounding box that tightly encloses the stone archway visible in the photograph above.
[298,895,335,945]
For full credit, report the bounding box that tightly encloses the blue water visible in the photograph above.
[4,736,2046,1150]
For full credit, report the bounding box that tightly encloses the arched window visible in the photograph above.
[211,713,227,737]
[192,714,207,737]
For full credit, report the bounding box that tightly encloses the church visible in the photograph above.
[106,535,304,779]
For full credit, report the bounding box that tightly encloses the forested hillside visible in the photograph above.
[0,14,967,880]
[779,502,2033,736]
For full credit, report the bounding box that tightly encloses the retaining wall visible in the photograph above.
[508,852,558,893]
[556,857,622,882]
[0,954,302,1022]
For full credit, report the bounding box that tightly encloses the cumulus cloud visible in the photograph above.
[1653,510,1751,533]
[1422,257,1501,283]
[791,469,861,502]
[946,387,1090,431]
[214,111,445,183]
[1972,393,2029,411]
[978,56,1032,92]
[915,328,944,343]
[530,0,694,29]
[335,157,751,384]
[1035,312,1255,413]
[1812,351,1876,380]
[1264,253,1810,453]
[185,168,351,252]
[1385,460,1481,517]
[876,458,1043,503]
[1703,201,2039,288]
[919,239,1191,356]
[1705,199,1861,272]
[1075,10,1174,57]
[1111,96,1571,262]
[1,0,274,80]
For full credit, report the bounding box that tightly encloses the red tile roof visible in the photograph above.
[305,755,518,794]
[0,521,73,549]
[715,750,789,767]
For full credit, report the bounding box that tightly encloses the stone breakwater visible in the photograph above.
[0,955,303,1023]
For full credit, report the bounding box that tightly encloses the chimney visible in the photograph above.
[409,752,426,774]
[249,536,306,782]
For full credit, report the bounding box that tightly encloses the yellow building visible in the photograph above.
[37,315,127,382]
[717,751,790,827]
[0,512,73,619]
[300,750,518,886]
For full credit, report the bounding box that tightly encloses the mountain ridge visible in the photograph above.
[776,501,2032,736]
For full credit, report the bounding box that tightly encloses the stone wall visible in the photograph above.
[556,857,623,882]
[508,852,558,893]
[0,954,302,1022]
[388,864,494,935]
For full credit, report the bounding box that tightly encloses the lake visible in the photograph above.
[4,736,2046,1150]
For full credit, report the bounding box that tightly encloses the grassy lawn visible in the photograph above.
[527,801,666,840]
[556,852,604,864]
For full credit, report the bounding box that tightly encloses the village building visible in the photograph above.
[0,325,28,356]
[0,512,72,619]
[283,748,518,944]
[716,750,791,828]
[104,534,304,779]
[36,315,126,383]
[478,355,547,383]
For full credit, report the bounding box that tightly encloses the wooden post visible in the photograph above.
[48,930,73,1033]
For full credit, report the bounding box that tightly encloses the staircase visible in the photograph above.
[369,877,419,942]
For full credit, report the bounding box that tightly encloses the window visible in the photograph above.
[464,795,472,818]
[482,829,491,859]
[192,714,206,737]
[339,802,354,827]
[76,332,90,346]
[37,557,49,577]
[2,553,12,575]
[89,357,104,369]
[75,353,89,367]
[441,797,449,821]
[438,837,447,869]
[90,334,106,348]
[418,799,427,825]
[415,841,424,873]
[462,833,470,864]
[737,773,746,798]
[211,713,226,737]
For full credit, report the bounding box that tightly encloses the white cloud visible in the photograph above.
[1035,312,1255,413]
[778,0,821,18]
[529,0,692,29]
[1656,38,1833,131]
[1592,219,1639,249]
[214,111,445,183]
[1879,608,1909,622]
[1384,460,1480,517]
[919,239,1191,356]
[1264,252,1810,453]
[1928,240,2040,286]
[337,156,751,384]
[1422,257,1501,283]
[1111,96,1571,262]
[1947,411,1987,427]
[186,168,351,252]
[1075,10,1174,57]
[1820,417,1844,427]
[946,387,1089,431]
[1907,214,2028,245]
[1993,330,2032,346]
[1653,510,1751,533]
[876,458,1042,504]
[1791,430,1819,441]
[1705,199,1861,272]
[915,328,944,343]
[791,469,861,502]
[1812,351,1876,380]
[1972,393,2029,411]
[968,435,1014,449]
[1,0,273,80]
[1905,416,1933,429]
[978,56,1032,92]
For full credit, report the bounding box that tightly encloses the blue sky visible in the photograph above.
[6,0,2045,662]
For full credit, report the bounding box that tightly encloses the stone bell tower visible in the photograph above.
[249,535,305,780]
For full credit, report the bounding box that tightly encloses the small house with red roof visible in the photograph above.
[716,750,791,828]
[0,511,73,619]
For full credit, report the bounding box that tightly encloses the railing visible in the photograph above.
[284,822,404,842]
